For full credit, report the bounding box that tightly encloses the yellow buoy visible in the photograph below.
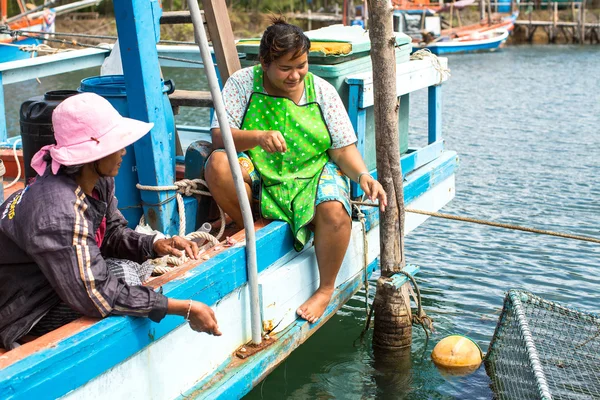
[431,335,483,376]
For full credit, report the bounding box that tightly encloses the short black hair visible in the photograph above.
[259,16,311,65]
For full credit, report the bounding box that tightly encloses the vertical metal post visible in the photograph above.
[187,0,262,345]
[428,84,442,144]
[113,0,178,235]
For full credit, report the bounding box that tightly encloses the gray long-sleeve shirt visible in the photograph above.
[0,171,168,349]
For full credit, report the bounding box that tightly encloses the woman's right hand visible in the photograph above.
[188,302,222,336]
[258,130,287,153]
[168,299,221,336]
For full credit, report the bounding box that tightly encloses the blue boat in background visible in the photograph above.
[0,0,102,63]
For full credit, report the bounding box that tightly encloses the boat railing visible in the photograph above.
[345,56,449,197]
[0,44,216,147]
[0,47,110,144]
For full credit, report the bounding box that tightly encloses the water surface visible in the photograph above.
[245,45,600,399]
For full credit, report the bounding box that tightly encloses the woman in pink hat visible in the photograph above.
[0,93,220,350]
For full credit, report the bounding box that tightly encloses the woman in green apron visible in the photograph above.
[205,18,387,323]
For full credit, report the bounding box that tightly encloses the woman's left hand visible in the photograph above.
[360,175,388,212]
[153,236,199,260]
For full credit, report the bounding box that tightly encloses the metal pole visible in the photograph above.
[187,0,262,345]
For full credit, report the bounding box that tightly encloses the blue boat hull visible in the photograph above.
[424,31,509,55]
[0,38,40,63]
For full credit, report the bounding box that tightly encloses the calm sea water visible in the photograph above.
[5,45,599,399]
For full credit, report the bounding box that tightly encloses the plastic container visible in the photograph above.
[79,75,176,227]
[19,90,79,184]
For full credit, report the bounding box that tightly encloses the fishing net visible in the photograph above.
[485,289,600,400]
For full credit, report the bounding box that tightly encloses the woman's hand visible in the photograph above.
[360,174,388,212]
[153,236,199,260]
[188,302,222,336]
[259,130,287,153]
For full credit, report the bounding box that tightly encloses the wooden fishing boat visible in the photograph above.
[394,7,517,54]
[0,2,456,398]
[0,0,101,63]
[423,27,509,54]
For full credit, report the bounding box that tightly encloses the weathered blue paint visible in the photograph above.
[388,264,420,289]
[0,154,452,398]
[113,0,178,235]
[361,150,458,232]
[183,196,198,233]
[0,38,41,63]
[0,48,108,86]
[428,84,442,144]
[184,258,386,399]
[351,139,447,198]
[348,83,367,158]
[401,141,445,176]
[347,81,368,198]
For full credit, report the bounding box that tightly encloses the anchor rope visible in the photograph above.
[351,201,600,244]
[397,270,435,339]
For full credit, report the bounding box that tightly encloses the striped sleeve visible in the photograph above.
[29,187,168,321]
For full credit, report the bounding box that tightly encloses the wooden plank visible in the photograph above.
[168,89,213,108]
[428,85,442,144]
[200,0,241,83]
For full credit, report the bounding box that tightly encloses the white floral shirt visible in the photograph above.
[211,67,357,149]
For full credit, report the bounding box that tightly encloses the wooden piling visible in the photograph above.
[579,0,586,43]
[367,0,412,351]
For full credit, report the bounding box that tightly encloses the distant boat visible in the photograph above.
[393,6,518,54]
[0,0,102,63]
[422,28,509,54]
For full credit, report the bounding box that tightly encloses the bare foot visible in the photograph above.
[296,288,333,323]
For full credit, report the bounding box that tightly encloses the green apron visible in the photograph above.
[242,65,331,251]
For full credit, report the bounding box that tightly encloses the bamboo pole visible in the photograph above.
[579,0,586,43]
[367,0,411,351]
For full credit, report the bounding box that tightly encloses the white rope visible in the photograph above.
[2,139,22,190]
[410,49,451,84]
[136,178,227,274]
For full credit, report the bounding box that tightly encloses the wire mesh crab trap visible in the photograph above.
[485,289,600,400]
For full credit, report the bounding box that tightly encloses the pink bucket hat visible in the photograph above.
[31,92,154,176]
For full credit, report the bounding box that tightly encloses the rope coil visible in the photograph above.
[410,49,451,84]
[136,178,227,274]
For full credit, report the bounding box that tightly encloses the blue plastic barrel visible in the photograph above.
[498,0,510,12]
[79,75,176,227]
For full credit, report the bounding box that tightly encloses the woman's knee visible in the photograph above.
[316,201,350,230]
[205,152,231,184]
